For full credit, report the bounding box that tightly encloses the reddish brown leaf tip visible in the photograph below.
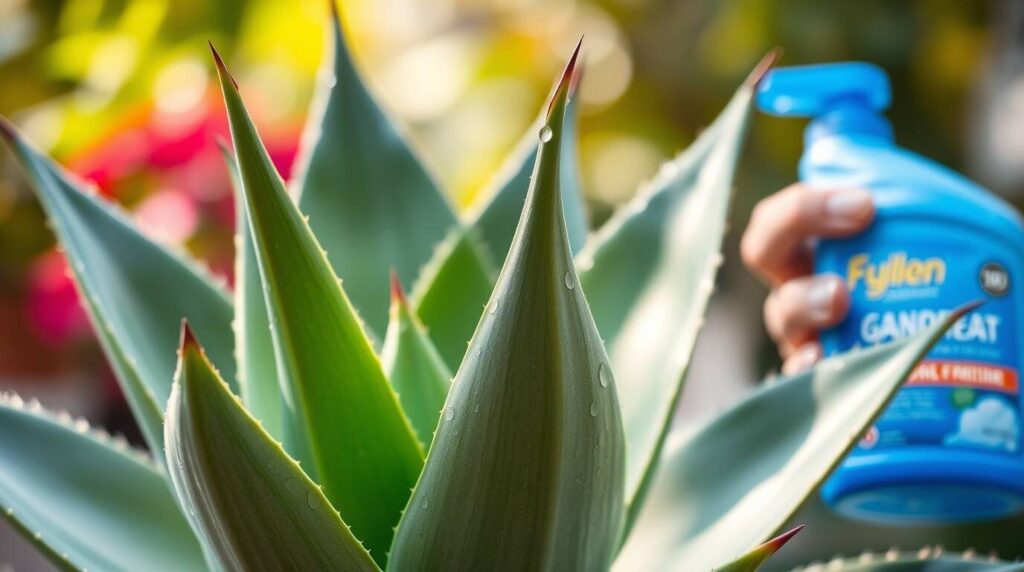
[547,37,584,119]
[763,525,804,552]
[568,57,586,98]
[953,300,985,319]
[208,42,239,90]
[390,270,408,307]
[179,319,199,351]
[746,48,783,89]
[328,0,339,20]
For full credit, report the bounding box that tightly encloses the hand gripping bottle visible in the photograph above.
[757,62,1024,523]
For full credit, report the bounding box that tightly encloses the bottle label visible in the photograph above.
[820,231,1021,456]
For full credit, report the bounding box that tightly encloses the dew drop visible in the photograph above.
[306,490,318,510]
[444,407,455,422]
[420,499,429,509]
[589,402,598,417]
[487,299,498,315]
[539,126,553,143]
[563,270,577,290]
[598,363,610,388]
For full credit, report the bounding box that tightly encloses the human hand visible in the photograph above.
[741,184,875,374]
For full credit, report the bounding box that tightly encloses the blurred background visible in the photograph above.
[0,0,1019,568]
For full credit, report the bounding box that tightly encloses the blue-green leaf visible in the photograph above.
[390,42,625,570]
[468,67,588,263]
[219,141,283,439]
[614,306,972,570]
[165,326,378,572]
[577,54,773,527]
[381,274,452,448]
[213,47,423,567]
[0,120,236,456]
[407,69,587,372]
[409,228,496,372]
[291,5,457,337]
[713,526,803,572]
[0,395,204,572]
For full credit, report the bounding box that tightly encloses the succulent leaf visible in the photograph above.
[408,227,497,371]
[577,53,775,525]
[213,46,423,566]
[389,41,626,571]
[789,551,1024,571]
[290,3,457,337]
[0,394,204,572]
[615,305,974,570]
[165,326,379,572]
[714,526,803,572]
[0,119,236,456]
[219,142,284,440]
[381,274,453,448]
[407,67,589,372]
[774,496,1024,568]
[468,66,589,262]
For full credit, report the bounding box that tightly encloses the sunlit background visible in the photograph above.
[0,0,1020,568]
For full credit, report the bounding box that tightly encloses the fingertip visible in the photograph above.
[782,342,822,375]
[819,187,875,235]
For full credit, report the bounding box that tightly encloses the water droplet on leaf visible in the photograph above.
[445,407,455,421]
[564,270,575,290]
[589,402,598,417]
[598,363,610,388]
[539,126,553,143]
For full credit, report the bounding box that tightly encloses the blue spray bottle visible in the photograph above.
[757,62,1024,523]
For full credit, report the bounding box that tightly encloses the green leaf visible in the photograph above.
[405,70,589,374]
[786,553,1024,572]
[0,394,204,572]
[714,526,803,572]
[389,42,625,570]
[614,305,973,571]
[213,47,423,567]
[771,496,1024,569]
[468,66,588,263]
[219,141,283,439]
[291,5,457,337]
[165,326,379,572]
[576,53,774,525]
[409,228,496,371]
[381,274,453,448]
[0,120,236,456]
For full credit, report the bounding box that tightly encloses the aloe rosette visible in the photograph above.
[1,5,1022,572]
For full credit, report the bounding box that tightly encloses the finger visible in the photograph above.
[764,274,849,352]
[782,342,823,375]
[742,185,874,285]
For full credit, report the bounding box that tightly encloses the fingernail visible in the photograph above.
[783,344,821,375]
[807,277,839,322]
[824,188,872,220]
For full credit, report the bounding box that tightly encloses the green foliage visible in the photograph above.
[389,47,625,569]
[0,394,204,571]
[213,46,422,566]
[615,306,973,570]
[0,8,1012,572]
[381,275,453,448]
[789,552,1024,572]
[713,526,804,572]
[0,120,236,458]
[165,326,378,571]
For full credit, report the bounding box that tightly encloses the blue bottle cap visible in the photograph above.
[756,62,891,116]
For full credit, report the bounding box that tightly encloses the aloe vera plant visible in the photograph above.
[0,6,1020,572]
